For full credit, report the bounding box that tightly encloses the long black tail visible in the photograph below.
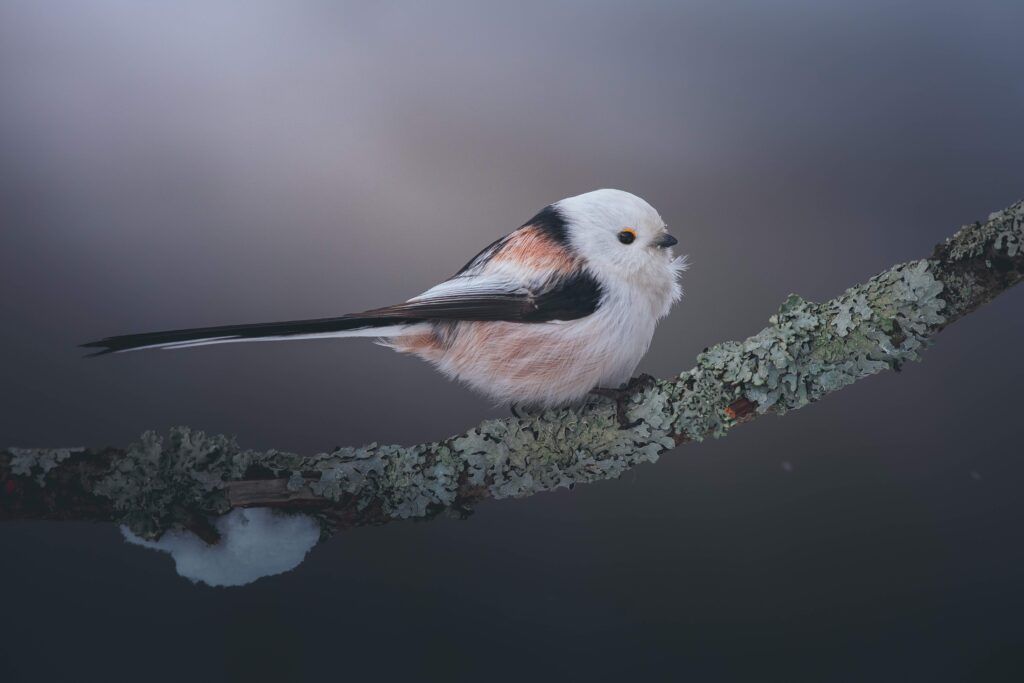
[81,288,547,356]
[80,313,413,356]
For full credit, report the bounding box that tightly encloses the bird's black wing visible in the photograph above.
[81,270,603,356]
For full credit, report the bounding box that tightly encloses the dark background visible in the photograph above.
[2,1,1023,681]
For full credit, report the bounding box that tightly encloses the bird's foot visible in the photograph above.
[590,374,658,429]
[510,402,536,421]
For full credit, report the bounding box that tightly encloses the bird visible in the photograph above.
[82,189,687,407]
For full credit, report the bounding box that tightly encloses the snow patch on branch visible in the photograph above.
[122,508,319,587]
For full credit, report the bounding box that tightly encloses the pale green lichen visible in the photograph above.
[994,230,1021,257]
[93,429,262,538]
[944,202,1024,261]
[7,447,83,486]
[299,399,665,516]
[659,258,946,438]
[451,401,666,501]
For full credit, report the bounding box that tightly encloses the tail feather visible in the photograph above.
[81,314,418,356]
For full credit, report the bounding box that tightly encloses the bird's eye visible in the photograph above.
[617,229,637,245]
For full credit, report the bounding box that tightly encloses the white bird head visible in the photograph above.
[556,189,681,279]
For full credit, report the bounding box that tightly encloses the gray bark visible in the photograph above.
[2,200,1022,543]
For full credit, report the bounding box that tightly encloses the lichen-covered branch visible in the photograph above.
[2,200,1022,542]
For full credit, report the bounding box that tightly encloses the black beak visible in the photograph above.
[654,233,678,249]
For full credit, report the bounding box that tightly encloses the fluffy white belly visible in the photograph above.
[390,303,658,407]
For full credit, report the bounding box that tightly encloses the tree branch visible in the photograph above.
[2,200,1022,541]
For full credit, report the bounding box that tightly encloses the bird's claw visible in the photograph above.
[590,374,657,429]
[510,402,535,421]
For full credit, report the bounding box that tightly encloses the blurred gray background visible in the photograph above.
[2,1,1023,681]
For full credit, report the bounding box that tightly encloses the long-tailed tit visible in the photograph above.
[83,189,687,407]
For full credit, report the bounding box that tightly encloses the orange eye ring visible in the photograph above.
[618,228,637,245]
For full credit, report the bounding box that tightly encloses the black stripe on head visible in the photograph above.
[521,204,569,244]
